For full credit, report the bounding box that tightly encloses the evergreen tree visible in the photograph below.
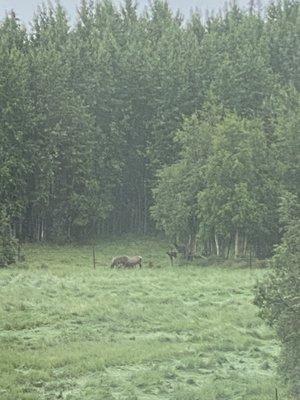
[0,0,298,244]
[0,12,32,232]
[265,0,300,90]
[25,3,95,241]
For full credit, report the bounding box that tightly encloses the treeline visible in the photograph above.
[0,0,299,253]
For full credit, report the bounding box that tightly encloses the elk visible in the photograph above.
[167,251,177,266]
[174,242,187,257]
[125,256,142,268]
[111,256,129,268]
[174,240,195,261]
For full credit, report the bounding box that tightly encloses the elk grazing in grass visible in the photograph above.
[111,256,129,268]
[111,255,142,268]
[125,256,142,268]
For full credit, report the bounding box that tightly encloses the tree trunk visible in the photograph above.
[41,219,44,241]
[143,180,147,235]
[243,235,247,256]
[235,229,239,258]
[18,218,23,241]
[209,239,213,256]
[67,222,71,241]
[36,217,40,242]
[215,234,220,257]
[226,235,232,259]
[187,235,197,260]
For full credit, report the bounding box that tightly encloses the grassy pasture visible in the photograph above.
[0,238,288,399]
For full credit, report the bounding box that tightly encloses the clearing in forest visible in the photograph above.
[0,239,288,399]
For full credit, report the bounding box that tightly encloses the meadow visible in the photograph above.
[0,238,288,400]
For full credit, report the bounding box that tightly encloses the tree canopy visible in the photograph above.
[0,1,298,252]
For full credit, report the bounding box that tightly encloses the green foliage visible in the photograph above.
[0,0,298,246]
[254,194,300,396]
[265,0,300,90]
[152,109,282,258]
[0,14,32,218]
[151,161,199,241]
[209,10,277,118]
[0,209,18,266]
[0,239,290,399]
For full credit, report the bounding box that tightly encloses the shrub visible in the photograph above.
[254,217,300,396]
[0,209,18,266]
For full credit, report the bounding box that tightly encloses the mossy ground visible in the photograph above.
[0,238,288,399]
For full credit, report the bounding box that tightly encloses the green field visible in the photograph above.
[0,238,288,400]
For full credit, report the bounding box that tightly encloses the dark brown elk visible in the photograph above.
[174,241,194,261]
[111,256,129,268]
[167,251,177,266]
[173,242,186,255]
[125,256,142,268]
[174,242,189,259]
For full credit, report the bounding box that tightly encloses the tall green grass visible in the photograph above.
[0,238,288,399]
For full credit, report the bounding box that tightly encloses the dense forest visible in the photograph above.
[0,0,299,255]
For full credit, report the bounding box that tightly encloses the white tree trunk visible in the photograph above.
[41,219,44,241]
[243,235,247,256]
[215,234,220,257]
